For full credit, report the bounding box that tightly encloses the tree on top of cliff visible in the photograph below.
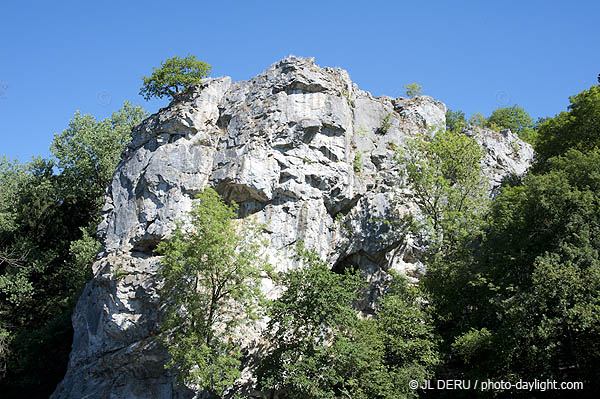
[487,104,535,143]
[139,54,212,101]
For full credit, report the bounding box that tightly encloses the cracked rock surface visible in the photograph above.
[52,57,533,399]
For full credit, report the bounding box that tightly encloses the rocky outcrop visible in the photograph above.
[467,126,534,191]
[52,57,533,399]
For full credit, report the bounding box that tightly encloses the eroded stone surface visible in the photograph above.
[52,57,533,399]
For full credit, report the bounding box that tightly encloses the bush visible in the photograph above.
[446,109,467,132]
[468,112,487,127]
[403,83,423,98]
[379,112,393,134]
[354,151,363,173]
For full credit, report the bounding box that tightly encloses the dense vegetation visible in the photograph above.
[161,83,599,397]
[255,246,438,399]
[428,84,600,397]
[446,104,536,143]
[1,54,599,398]
[0,103,147,398]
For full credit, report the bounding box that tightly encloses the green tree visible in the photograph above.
[51,101,148,209]
[468,112,487,127]
[487,104,535,142]
[394,83,600,397]
[257,245,385,398]
[375,273,440,398]
[445,109,467,133]
[404,82,423,98]
[0,156,79,397]
[156,188,270,397]
[140,54,212,101]
[535,84,600,168]
[472,149,600,387]
[257,246,439,399]
[395,127,491,392]
[396,128,488,256]
[0,102,146,398]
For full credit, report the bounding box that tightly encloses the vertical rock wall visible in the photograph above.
[52,57,533,399]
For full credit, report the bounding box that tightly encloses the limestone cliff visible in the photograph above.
[52,57,533,399]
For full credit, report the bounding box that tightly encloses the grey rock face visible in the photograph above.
[52,57,533,399]
[467,126,534,191]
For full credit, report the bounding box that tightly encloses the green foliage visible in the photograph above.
[51,102,148,208]
[140,54,212,100]
[396,128,489,256]
[487,104,535,142]
[395,127,491,383]
[0,327,8,378]
[407,87,600,394]
[511,139,519,153]
[342,91,354,107]
[445,109,467,133]
[451,328,492,365]
[535,84,600,168]
[257,245,368,398]
[0,102,146,398]
[403,82,423,98]
[156,188,270,396]
[257,250,439,399]
[468,112,487,127]
[353,151,363,173]
[467,149,600,388]
[424,147,600,395]
[375,274,440,396]
[379,112,393,134]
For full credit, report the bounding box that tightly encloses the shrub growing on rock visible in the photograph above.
[140,54,212,100]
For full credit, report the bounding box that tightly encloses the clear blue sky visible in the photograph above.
[1,0,599,161]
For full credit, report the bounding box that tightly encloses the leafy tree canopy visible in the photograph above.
[487,104,535,142]
[395,126,490,379]
[257,246,439,399]
[50,101,148,208]
[0,102,146,398]
[140,54,212,101]
[445,109,467,133]
[156,188,270,397]
[396,128,489,257]
[256,245,369,398]
[462,148,600,390]
[375,273,440,397]
[535,84,600,168]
